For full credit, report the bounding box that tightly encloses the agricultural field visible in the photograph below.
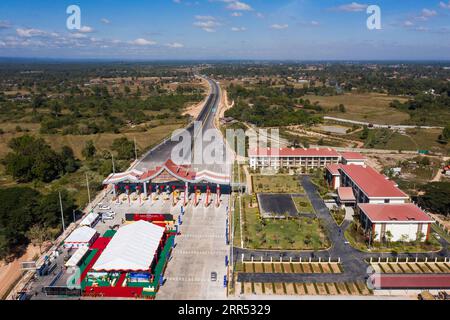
[304,93,410,125]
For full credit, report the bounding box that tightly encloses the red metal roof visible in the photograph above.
[373,274,450,289]
[359,203,433,223]
[248,147,340,157]
[339,165,408,198]
[337,187,356,201]
[326,164,342,175]
[340,152,366,161]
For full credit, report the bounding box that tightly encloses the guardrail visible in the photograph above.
[241,255,341,264]
[369,257,450,264]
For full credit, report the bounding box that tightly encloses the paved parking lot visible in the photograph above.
[257,193,299,218]
[157,195,230,300]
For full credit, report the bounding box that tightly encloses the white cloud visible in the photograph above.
[69,32,88,39]
[256,12,265,19]
[79,26,95,33]
[403,20,414,27]
[16,28,47,37]
[417,8,437,21]
[231,12,243,17]
[166,42,184,48]
[195,15,216,21]
[173,0,182,3]
[439,1,450,9]
[0,21,11,29]
[219,0,252,11]
[231,26,246,32]
[193,16,220,32]
[130,38,156,46]
[270,24,288,30]
[333,2,368,12]
[101,18,111,24]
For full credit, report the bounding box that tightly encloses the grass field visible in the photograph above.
[346,127,450,154]
[304,93,410,125]
[241,195,329,250]
[252,175,304,193]
[0,122,186,159]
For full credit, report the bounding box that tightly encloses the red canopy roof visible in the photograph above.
[337,187,356,201]
[373,274,450,289]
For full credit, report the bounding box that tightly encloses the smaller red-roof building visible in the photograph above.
[337,187,356,204]
[358,203,433,242]
[340,152,366,165]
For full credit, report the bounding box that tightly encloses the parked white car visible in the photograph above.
[98,204,111,211]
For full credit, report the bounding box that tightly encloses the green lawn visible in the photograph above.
[252,175,304,194]
[291,195,315,214]
[241,195,329,250]
[345,222,441,253]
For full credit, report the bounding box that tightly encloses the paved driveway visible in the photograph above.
[157,196,230,300]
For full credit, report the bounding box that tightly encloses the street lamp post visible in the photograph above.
[59,191,65,233]
[111,152,116,174]
[86,173,91,211]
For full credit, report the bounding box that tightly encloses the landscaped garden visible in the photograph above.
[345,222,441,253]
[252,175,304,193]
[291,195,315,215]
[330,207,346,226]
[239,195,330,250]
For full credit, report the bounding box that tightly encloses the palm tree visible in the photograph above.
[384,231,393,248]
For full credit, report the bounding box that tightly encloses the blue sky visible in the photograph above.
[0,0,449,60]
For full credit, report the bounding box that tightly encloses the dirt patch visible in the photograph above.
[0,244,43,298]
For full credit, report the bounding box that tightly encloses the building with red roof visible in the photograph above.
[248,147,341,171]
[337,187,356,205]
[103,159,231,200]
[334,165,409,204]
[325,164,343,189]
[358,203,433,242]
[340,152,366,166]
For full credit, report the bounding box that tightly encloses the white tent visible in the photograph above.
[65,246,90,268]
[80,212,100,227]
[64,226,98,249]
[91,220,165,272]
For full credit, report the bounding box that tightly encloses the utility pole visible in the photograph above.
[59,191,65,233]
[134,137,138,161]
[73,209,76,223]
[86,173,91,211]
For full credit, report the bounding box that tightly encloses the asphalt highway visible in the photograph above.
[133,76,231,177]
